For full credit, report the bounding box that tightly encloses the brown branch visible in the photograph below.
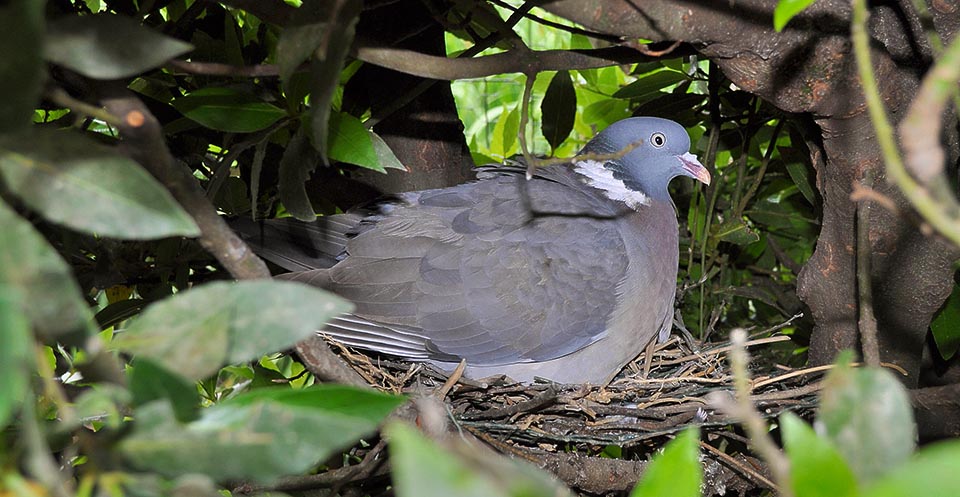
[856,173,881,367]
[166,60,281,77]
[97,84,271,281]
[294,335,369,388]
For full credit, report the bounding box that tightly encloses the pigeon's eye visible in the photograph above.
[651,132,666,148]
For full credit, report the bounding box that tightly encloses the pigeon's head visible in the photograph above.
[575,117,710,206]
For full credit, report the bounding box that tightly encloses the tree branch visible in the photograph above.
[97,84,271,280]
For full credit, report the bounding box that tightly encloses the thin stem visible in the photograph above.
[46,88,125,128]
[856,172,881,367]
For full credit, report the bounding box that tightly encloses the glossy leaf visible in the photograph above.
[862,440,960,497]
[45,14,192,79]
[0,200,94,344]
[630,427,701,497]
[278,127,320,221]
[781,412,858,497]
[816,362,916,485]
[0,129,200,239]
[328,112,382,172]
[120,386,404,482]
[172,87,286,133]
[370,131,407,170]
[773,0,816,32]
[541,70,577,151]
[0,0,44,133]
[388,422,570,497]
[0,290,31,430]
[114,280,352,380]
[613,70,686,100]
[930,283,960,360]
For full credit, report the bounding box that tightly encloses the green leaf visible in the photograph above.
[113,280,352,381]
[0,0,44,133]
[0,290,32,430]
[862,440,960,497]
[930,283,960,360]
[370,131,407,170]
[129,358,200,422]
[45,14,192,79]
[0,200,94,344]
[540,70,577,152]
[0,129,200,240]
[490,106,520,158]
[388,422,570,497]
[172,87,287,133]
[297,1,361,155]
[74,383,132,431]
[817,363,916,485]
[278,127,320,221]
[613,70,686,100]
[120,385,404,482]
[328,112,382,172]
[781,146,817,205]
[773,0,816,32]
[711,218,760,246]
[630,427,701,497]
[781,412,858,497]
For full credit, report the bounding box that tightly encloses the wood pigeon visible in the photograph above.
[236,117,710,384]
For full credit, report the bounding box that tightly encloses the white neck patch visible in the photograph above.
[573,160,649,209]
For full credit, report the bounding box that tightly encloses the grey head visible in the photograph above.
[576,117,711,204]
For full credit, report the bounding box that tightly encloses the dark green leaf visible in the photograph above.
[388,422,570,497]
[629,427,701,497]
[632,92,705,128]
[120,386,404,482]
[0,0,44,133]
[129,358,200,422]
[301,1,361,155]
[773,0,816,31]
[930,283,960,360]
[45,14,192,79]
[541,70,577,151]
[862,440,960,497]
[0,128,200,239]
[712,219,760,246]
[0,290,31,430]
[818,362,916,485]
[74,383,132,431]
[781,412,858,497]
[781,146,817,205]
[113,280,352,380]
[95,298,146,330]
[328,112,381,172]
[0,200,94,344]
[278,127,320,221]
[613,70,686,100]
[172,87,286,133]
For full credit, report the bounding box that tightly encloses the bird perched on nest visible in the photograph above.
[236,117,710,384]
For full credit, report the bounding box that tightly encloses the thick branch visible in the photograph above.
[97,84,271,280]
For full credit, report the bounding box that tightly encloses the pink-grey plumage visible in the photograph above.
[236,117,710,384]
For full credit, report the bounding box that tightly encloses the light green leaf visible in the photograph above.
[388,422,570,497]
[370,131,407,170]
[0,200,94,344]
[120,385,404,482]
[773,0,817,32]
[0,0,44,133]
[712,218,760,246]
[931,283,960,360]
[781,412,858,497]
[817,362,916,485]
[114,280,352,381]
[630,427,701,497]
[541,70,577,152]
[172,87,287,133]
[862,440,960,497]
[45,14,192,79]
[328,112,382,172]
[0,128,200,239]
[0,290,32,430]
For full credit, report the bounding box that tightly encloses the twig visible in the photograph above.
[856,172,881,367]
[45,87,124,128]
[295,335,370,388]
[461,386,557,420]
[166,60,281,77]
[849,183,900,215]
[699,441,777,491]
[437,359,466,398]
[707,329,793,497]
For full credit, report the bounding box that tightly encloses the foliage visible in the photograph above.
[0,1,953,497]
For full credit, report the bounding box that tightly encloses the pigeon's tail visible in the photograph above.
[228,214,363,272]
